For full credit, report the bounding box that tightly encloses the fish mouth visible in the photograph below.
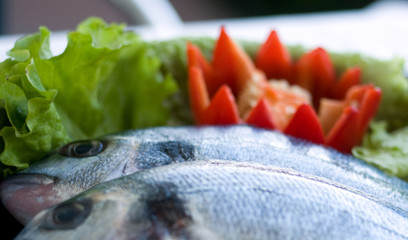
[0,174,57,225]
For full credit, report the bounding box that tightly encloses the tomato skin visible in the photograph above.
[187,28,382,154]
[349,85,382,136]
[284,103,325,144]
[188,67,210,123]
[344,84,382,131]
[212,27,257,96]
[294,47,336,108]
[199,85,241,125]
[255,30,292,82]
[325,85,382,153]
[330,67,361,100]
[245,98,276,130]
[187,42,215,98]
[326,106,360,153]
[187,42,212,80]
[357,87,382,132]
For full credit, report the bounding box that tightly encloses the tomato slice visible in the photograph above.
[344,84,382,133]
[326,106,360,153]
[187,28,382,152]
[255,30,292,81]
[294,47,336,108]
[187,42,214,94]
[188,67,210,123]
[325,85,382,153]
[212,27,257,96]
[330,67,361,100]
[284,103,325,144]
[200,85,241,125]
[245,97,276,130]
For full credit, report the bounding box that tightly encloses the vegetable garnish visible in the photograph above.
[187,27,382,153]
[1,17,408,180]
[0,18,178,177]
[353,122,408,180]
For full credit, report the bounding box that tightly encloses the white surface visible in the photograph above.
[0,0,407,65]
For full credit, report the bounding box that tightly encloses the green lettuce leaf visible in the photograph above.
[353,122,408,180]
[0,17,177,177]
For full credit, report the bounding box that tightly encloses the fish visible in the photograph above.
[2,125,408,225]
[15,160,408,240]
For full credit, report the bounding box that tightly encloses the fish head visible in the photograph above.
[14,190,130,240]
[14,179,212,240]
[0,134,142,225]
[15,159,408,240]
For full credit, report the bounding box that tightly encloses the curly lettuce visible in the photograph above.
[0,18,177,177]
[353,122,408,180]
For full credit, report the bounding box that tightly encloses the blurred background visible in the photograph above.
[0,0,407,239]
[0,0,377,35]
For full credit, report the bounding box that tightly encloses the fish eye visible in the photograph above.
[58,140,105,158]
[40,198,92,230]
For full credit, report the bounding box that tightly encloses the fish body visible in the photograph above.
[15,160,408,240]
[2,125,408,224]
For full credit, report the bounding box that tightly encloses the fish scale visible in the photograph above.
[2,125,408,225]
[15,160,408,240]
[172,166,405,237]
[169,162,408,239]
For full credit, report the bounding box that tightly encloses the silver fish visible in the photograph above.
[15,160,408,240]
[2,125,408,225]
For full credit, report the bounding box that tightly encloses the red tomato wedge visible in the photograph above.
[245,97,276,130]
[186,28,382,154]
[212,27,257,96]
[326,106,360,153]
[188,67,210,123]
[325,85,382,152]
[330,67,361,100]
[187,42,213,87]
[199,85,241,125]
[294,47,336,108]
[255,30,292,82]
[284,103,325,144]
[344,84,382,134]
